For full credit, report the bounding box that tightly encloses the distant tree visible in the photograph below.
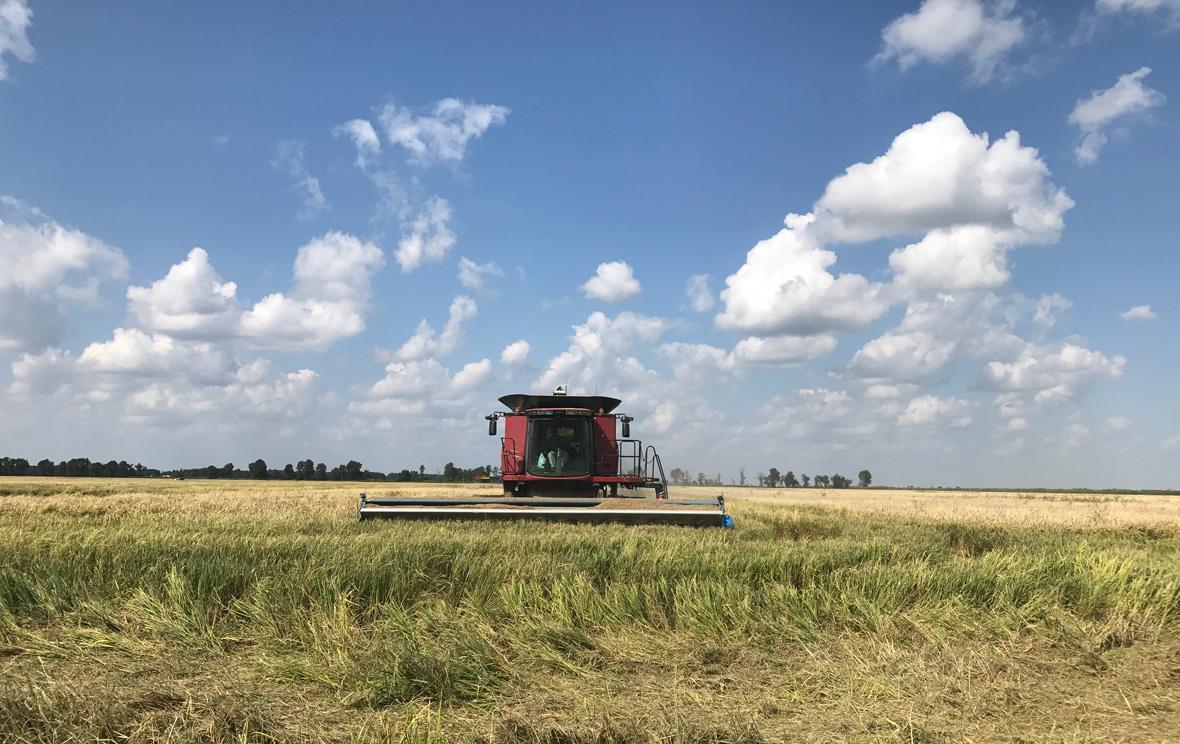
[249,459,268,479]
[830,474,851,488]
[37,458,54,476]
[766,467,781,488]
[203,465,219,479]
[315,462,327,480]
[783,470,799,487]
[858,469,872,488]
[283,463,295,479]
[739,468,746,486]
[443,462,457,482]
[419,464,426,476]
[801,474,810,487]
[345,461,363,480]
[756,472,766,487]
[696,472,706,485]
[814,475,830,488]
[669,467,686,485]
[222,463,234,478]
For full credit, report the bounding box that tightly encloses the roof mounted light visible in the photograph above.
[553,385,567,397]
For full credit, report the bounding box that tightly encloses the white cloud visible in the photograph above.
[850,329,957,382]
[0,202,128,350]
[978,342,1126,404]
[333,119,381,169]
[812,112,1073,245]
[126,248,240,339]
[732,334,838,365]
[377,98,509,164]
[897,395,974,428]
[1120,304,1156,321]
[889,226,1010,294]
[1006,416,1028,431]
[500,339,530,365]
[271,139,328,220]
[1096,0,1180,23]
[1069,67,1164,165]
[863,383,915,400]
[1105,415,1131,431]
[581,261,642,303]
[354,357,493,417]
[457,256,505,292]
[0,0,33,81]
[392,295,477,361]
[685,274,714,313]
[1163,434,1180,452]
[873,0,1026,83]
[78,328,232,385]
[239,232,384,351]
[715,218,888,336]
[395,196,456,272]
[1034,293,1073,331]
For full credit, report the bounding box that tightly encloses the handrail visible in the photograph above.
[501,437,523,475]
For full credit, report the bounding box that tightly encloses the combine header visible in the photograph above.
[358,388,732,527]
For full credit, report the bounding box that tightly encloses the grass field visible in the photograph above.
[2,478,1179,743]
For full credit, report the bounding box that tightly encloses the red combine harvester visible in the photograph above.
[358,388,733,527]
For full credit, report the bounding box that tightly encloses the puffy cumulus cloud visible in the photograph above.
[863,383,916,400]
[978,342,1126,404]
[716,217,887,336]
[0,0,33,80]
[395,196,456,272]
[239,232,384,351]
[1120,304,1156,322]
[850,329,957,383]
[1006,416,1028,432]
[0,200,128,350]
[812,112,1072,245]
[1059,422,1090,449]
[457,257,504,292]
[717,113,1070,342]
[392,295,477,361]
[656,342,737,382]
[897,395,974,428]
[377,98,509,164]
[8,347,75,396]
[1069,67,1165,165]
[124,364,320,426]
[353,357,493,418]
[846,293,1027,386]
[685,274,714,313]
[271,139,328,220]
[873,0,1026,83]
[126,248,240,339]
[888,226,1010,294]
[581,261,642,303]
[78,328,231,385]
[1163,434,1180,452]
[500,339,530,365]
[732,334,838,365]
[333,119,381,169]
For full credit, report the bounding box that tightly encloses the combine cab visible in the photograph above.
[357,388,732,527]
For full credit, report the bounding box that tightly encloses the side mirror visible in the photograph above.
[487,416,497,436]
[621,420,630,438]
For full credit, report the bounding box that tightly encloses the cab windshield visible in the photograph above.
[526,415,591,477]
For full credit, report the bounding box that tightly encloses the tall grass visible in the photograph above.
[1,479,1178,741]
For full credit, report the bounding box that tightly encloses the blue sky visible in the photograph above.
[1,0,1177,486]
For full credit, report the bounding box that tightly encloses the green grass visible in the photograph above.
[1,480,1179,742]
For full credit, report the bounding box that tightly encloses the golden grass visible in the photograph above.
[2,477,1178,742]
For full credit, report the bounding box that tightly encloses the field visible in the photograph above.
[2,479,1179,743]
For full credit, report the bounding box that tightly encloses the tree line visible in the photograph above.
[668,467,873,489]
[0,456,496,483]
